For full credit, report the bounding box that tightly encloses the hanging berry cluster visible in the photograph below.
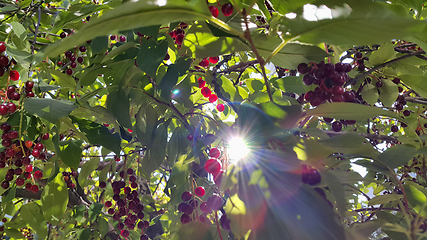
[198,78,225,112]
[102,168,150,239]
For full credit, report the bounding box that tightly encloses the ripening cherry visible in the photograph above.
[0,42,6,53]
[195,186,205,196]
[42,133,50,140]
[209,6,219,17]
[119,36,126,42]
[0,56,9,67]
[181,191,192,201]
[32,149,40,158]
[209,94,218,103]
[209,56,219,64]
[15,178,25,186]
[198,78,206,88]
[35,143,44,150]
[201,87,211,98]
[9,70,20,81]
[221,3,234,17]
[199,58,209,68]
[204,158,222,176]
[31,184,39,193]
[25,140,33,148]
[34,171,43,179]
[216,104,225,112]
[209,148,221,158]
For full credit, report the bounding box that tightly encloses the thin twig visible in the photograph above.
[31,6,41,55]
[345,50,425,87]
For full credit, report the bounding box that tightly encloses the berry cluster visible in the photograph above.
[109,35,127,43]
[208,3,233,18]
[177,189,230,231]
[198,78,225,112]
[353,51,370,71]
[0,42,19,81]
[298,61,354,107]
[102,168,150,239]
[198,56,219,68]
[204,147,223,182]
[168,22,188,46]
[0,125,49,192]
[62,170,77,189]
[59,46,87,76]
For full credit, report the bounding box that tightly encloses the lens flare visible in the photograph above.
[228,137,250,163]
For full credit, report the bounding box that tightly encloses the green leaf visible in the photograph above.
[101,42,138,63]
[90,36,108,54]
[182,22,249,59]
[136,39,168,77]
[106,88,132,129]
[11,21,26,40]
[369,43,396,66]
[48,69,77,90]
[97,217,109,237]
[378,80,399,107]
[280,0,427,45]
[70,116,121,155]
[77,228,92,240]
[142,119,171,176]
[253,34,328,69]
[159,57,192,101]
[24,98,77,123]
[44,0,212,57]
[167,127,188,165]
[268,0,314,15]
[88,203,103,221]
[171,155,191,189]
[317,133,379,159]
[3,187,16,202]
[79,65,108,86]
[377,144,417,169]
[59,140,83,169]
[403,183,427,216]
[322,170,346,217]
[41,173,69,224]
[368,194,402,206]
[273,76,306,94]
[20,203,48,239]
[78,157,100,187]
[305,102,404,122]
[361,84,379,106]
[399,75,427,98]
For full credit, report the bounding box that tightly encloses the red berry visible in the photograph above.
[1,181,9,189]
[42,133,49,140]
[187,134,194,141]
[60,32,67,38]
[7,103,16,113]
[0,105,7,115]
[79,46,86,52]
[9,70,20,81]
[221,3,234,17]
[201,87,211,98]
[70,62,77,68]
[34,171,43,179]
[31,184,39,193]
[198,78,206,88]
[209,148,221,158]
[209,6,219,17]
[27,91,35,97]
[26,81,34,90]
[209,56,219,64]
[10,91,20,100]
[216,104,225,112]
[209,94,218,103]
[25,164,33,172]
[32,149,40,158]
[119,36,126,42]
[25,183,32,189]
[0,56,9,67]
[175,34,184,45]
[181,214,191,224]
[110,35,116,40]
[77,57,84,64]
[35,143,44,150]
[204,158,222,176]
[99,181,106,188]
[195,186,205,196]
[66,69,73,75]
[16,178,25,186]
[181,191,192,201]
[199,58,209,68]
[105,201,112,208]
[0,42,6,52]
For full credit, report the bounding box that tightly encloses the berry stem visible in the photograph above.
[324,43,330,63]
[19,100,26,157]
[215,211,224,240]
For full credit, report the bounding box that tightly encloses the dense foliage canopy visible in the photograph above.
[1,0,427,239]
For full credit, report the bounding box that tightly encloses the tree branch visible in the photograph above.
[345,50,425,87]
[322,130,398,142]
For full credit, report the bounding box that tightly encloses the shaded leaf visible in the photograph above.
[136,39,168,77]
[107,88,132,129]
[24,98,77,123]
